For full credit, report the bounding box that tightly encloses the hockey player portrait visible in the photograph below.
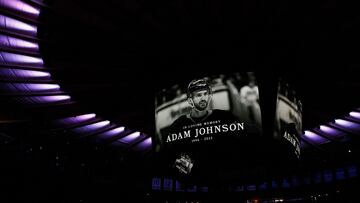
[165,78,243,145]
[154,73,262,177]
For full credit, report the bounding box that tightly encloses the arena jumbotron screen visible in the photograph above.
[274,81,303,158]
[154,72,263,177]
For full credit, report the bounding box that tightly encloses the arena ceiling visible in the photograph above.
[1,0,360,155]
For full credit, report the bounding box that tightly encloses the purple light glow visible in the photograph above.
[0,52,43,64]
[319,125,341,136]
[72,120,110,134]
[304,130,328,144]
[0,83,60,92]
[0,34,39,50]
[17,95,71,104]
[56,113,96,125]
[35,95,70,103]
[350,112,360,119]
[15,83,60,91]
[335,119,360,129]
[0,14,37,35]
[0,68,50,78]
[0,0,40,16]
[76,114,96,121]
[97,127,125,139]
[119,132,141,143]
[143,137,152,145]
[133,137,152,151]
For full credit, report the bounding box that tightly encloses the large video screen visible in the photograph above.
[154,72,262,177]
[274,81,302,158]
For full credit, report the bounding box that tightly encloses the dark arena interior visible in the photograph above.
[1,0,360,202]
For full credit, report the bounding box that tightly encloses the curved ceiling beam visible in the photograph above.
[0,0,151,153]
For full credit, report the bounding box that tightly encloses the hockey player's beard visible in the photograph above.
[194,100,208,111]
